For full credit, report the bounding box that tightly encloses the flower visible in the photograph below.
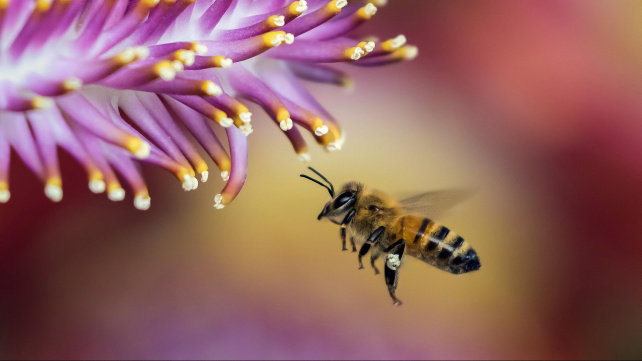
[0,0,416,209]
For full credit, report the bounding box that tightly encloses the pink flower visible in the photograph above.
[0,0,416,209]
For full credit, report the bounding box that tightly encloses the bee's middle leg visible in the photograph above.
[384,239,406,306]
[358,226,385,269]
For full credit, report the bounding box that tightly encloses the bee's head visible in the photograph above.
[300,168,361,224]
[318,182,363,224]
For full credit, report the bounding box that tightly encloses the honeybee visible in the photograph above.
[300,167,481,306]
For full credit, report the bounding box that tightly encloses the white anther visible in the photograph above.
[391,34,407,49]
[364,41,376,53]
[284,33,295,44]
[134,141,151,159]
[89,180,105,194]
[336,0,348,9]
[271,34,285,46]
[387,254,401,270]
[214,193,225,209]
[119,48,136,62]
[63,77,83,90]
[179,50,195,66]
[364,3,377,16]
[350,47,364,60]
[193,43,208,55]
[171,60,184,73]
[190,176,198,190]
[182,174,193,191]
[108,188,125,201]
[314,125,329,136]
[221,171,230,181]
[33,97,53,109]
[45,185,62,202]
[134,195,151,210]
[200,171,209,183]
[158,66,176,81]
[404,45,419,59]
[298,152,311,162]
[0,190,10,203]
[203,81,222,96]
[326,130,345,151]
[279,118,293,131]
[371,0,387,6]
[134,46,150,60]
[220,117,234,127]
[239,123,253,135]
[240,112,252,123]
[220,57,233,68]
[296,0,308,12]
[273,15,285,27]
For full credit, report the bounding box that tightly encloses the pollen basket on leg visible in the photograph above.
[0,0,415,207]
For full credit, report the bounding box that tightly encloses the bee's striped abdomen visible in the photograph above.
[395,215,481,274]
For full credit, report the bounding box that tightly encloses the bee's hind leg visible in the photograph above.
[370,249,381,275]
[358,226,385,269]
[384,239,406,306]
[340,209,356,251]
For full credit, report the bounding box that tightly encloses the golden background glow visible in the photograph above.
[1,1,641,359]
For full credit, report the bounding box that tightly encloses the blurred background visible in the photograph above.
[1,0,642,359]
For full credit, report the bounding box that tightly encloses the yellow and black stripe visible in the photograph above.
[394,215,480,274]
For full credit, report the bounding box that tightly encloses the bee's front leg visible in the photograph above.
[340,209,356,251]
[358,226,385,269]
[384,239,406,306]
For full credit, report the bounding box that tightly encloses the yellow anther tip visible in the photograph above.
[268,15,285,27]
[327,0,347,13]
[357,4,377,19]
[32,96,53,109]
[263,31,287,47]
[290,1,307,15]
[175,50,195,66]
[154,60,176,81]
[45,177,62,189]
[345,46,364,61]
[89,169,104,182]
[35,0,52,12]
[201,81,222,96]
[276,108,290,121]
[195,161,208,174]
[396,45,419,60]
[213,55,233,68]
[369,0,387,6]
[125,137,151,159]
[191,42,207,55]
[63,77,83,92]
[141,0,160,8]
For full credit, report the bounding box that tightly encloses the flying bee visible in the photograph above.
[300,167,481,306]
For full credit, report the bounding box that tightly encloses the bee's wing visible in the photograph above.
[399,189,474,219]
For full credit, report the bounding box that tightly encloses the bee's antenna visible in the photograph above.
[306,167,335,196]
[300,175,334,197]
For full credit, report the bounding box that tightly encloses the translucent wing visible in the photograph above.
[399,189,474,219]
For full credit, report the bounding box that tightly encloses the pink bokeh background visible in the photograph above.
[1,1,641,359]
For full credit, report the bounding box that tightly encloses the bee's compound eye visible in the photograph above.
[334,191,354,208]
